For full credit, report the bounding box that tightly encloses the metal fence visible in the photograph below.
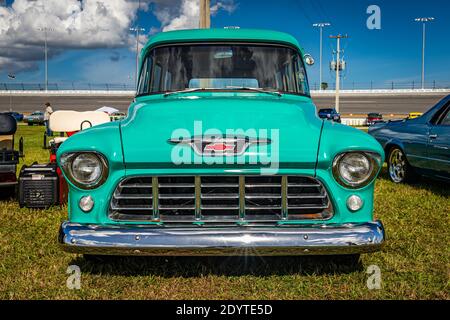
[0,81,449,91]
[0,82,135,91]
[310,81,450,91]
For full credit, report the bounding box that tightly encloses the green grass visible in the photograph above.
[0,125,448,299]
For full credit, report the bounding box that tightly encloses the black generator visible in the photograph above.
[18,163,59,208]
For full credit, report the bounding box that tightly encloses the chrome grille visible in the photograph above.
[110,176,333,222]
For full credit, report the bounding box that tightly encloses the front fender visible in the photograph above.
[56,122,125,223]
[317,121,385,171]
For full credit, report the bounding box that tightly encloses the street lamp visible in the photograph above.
[414,17,434,89]
[37,27,54,92]
[313,22,331,90]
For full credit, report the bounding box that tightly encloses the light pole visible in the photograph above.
[199,0,211,28]
[37,27,54,92]
[130,26,145,88]
[313,22,331,90]
[8,74,15,112]
[330,34,348,113]
[414,17,434,89]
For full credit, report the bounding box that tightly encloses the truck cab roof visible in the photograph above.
[142,28,304,57]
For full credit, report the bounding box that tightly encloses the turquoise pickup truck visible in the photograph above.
[57,28,385,258]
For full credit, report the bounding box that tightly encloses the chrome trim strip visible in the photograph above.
[59,220,385,256]
[281,176,288,220]
[195,176,201,220]
[110,175,333,222]
[152,177,159,220]
[60,151,109,190]
[332,151,382,189]
[239,176,245,220]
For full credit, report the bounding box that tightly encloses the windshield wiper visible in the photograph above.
[163,86,283,97]
[163,88,208,97]
[224,86,282,97]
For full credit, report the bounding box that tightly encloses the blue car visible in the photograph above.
[369,95,450,183]
[3,112,24,122]
[318,108,341,123]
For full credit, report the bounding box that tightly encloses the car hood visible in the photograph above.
[120,95,323,170]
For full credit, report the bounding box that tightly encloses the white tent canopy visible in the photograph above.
[95,106,119,115]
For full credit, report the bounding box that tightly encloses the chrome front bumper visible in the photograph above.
[59,221,385,256]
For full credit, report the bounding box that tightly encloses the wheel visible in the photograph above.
[387,147,416,183]
[27,122,32,126]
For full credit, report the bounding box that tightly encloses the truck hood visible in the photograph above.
[120,95,323,170]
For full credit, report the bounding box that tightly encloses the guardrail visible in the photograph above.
[0,82,135,91]
[310,81,450,91]
[1,81,449,92]
[1,89,449,96]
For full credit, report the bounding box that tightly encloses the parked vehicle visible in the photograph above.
[23,111,45,126]
[367,113,383,126]
[57,29,385,258]
[3,111,24,122]
[369,95,450,183]
[407,112,423,119]
[318,108,341,123]
[110,112,126,122]
[0,113,24,196]
[19,110,111,209]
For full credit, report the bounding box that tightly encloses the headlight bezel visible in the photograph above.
[332,151,381,189]
[60,151,109,189]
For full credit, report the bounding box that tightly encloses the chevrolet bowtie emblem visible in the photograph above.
[168,135,271,156]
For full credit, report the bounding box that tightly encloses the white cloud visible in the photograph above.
[0,0,236,74]
[0,0,140,72]
[156,0,236,32]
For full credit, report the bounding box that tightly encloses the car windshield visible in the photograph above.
[137,43,309,96]
[320,109,334,113]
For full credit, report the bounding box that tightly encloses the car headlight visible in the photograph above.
[60,152,108,189]
[332,152,381,188]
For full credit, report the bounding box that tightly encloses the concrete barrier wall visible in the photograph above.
[341,118,367,126]
[0,88,449,96]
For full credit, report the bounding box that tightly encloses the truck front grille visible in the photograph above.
[110,175,333,223]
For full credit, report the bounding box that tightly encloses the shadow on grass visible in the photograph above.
[378,167,450,197]
[0,187,17,201]
[70,254,363,277]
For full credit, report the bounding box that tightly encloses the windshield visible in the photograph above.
[137,43,309,96]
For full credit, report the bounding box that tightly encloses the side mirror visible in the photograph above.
[304,54,315,66]
[19,137,24,158]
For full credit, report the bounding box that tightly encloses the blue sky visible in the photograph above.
[1,0,449,88]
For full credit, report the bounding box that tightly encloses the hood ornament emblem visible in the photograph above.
[169,135,271,156]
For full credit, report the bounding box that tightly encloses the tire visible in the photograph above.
[387,147,416,183]
[27,122,32,126]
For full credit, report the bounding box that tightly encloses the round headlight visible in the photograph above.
[60,152,108,189]
[71,153,102,184]
[339,153,371,184]
[333,152,380,188]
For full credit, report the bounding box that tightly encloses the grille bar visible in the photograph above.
[281,176,288,220]
[110,175,333,222]
[195,176,201,220]
[152,177,159,220]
